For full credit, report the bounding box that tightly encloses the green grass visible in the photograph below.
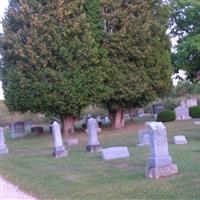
[1,119,200,200]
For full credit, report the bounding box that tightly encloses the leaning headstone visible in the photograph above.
[86,117,102,152]
[0,127,9,154]
[67,138,79,146]
[52,121,68,158]
[145,122,178,179]
[102,147,130,160]
[174,135,187,144]
[10,122,26,139]
[175,106,191,120]
[137,129,150,147]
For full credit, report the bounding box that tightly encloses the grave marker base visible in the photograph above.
[86,145,102,153]
[145,164,178,179]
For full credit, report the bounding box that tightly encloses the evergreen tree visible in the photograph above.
[0,0,108,133]
[101,0,172,128]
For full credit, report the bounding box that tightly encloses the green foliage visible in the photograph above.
[157,110,176,122]
[0,0,108,118]
[189,105,200,118]
[170,0,200,82]
[101,0,173,111]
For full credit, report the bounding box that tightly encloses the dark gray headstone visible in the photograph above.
[10,122,26,139]
[152,103,165,115]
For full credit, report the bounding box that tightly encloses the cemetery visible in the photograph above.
[1,118,200,199]
[0,0,200,199]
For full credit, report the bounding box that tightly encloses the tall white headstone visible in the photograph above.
[145,122,178,179]
[52,121,67,158]
[0,127,9,154]
[86,117,102,152]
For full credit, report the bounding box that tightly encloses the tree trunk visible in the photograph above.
[61,116,75,135]
[109,109,124,129]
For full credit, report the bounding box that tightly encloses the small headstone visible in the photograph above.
[0,127,9,154]
[67,138,79,146]
[86,117,102,152]
[10,122,26,139]
[175,106,191,120]
[137,129,150,147]
[174,135,187,144]
[145,122,178,179]
[102,147,130,160]
[194,121,200,125]
[152,103,165,115]
[31,127,44,135]
[52,121,68,158]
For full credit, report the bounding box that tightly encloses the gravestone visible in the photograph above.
[152,103,165,115]
[0,127,9,154]
[137,129,150,147]
[194,121,200,125]
[10,122,26,139]
[31,127,44,135]
[52,121,68,158]
[102,147,130,160]
[145,122,178,179]
[174,135,187,144]
[181,98,197,108]
[86,117,102,152]
[67,138,79,146]
[175,106,191,120]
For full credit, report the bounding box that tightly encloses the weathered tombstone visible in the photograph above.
[137,129,150,147]
[145,122,178,179]
[86,117,102,152]
[67,138,79,146]
[174,106,191,120]
[102,147,130,160]
[174,135,187,144]
[31,127,44,135]
[10,122,26,139]
[0,127,9,154]
[152,103,165,115]
[52,121,68,158]
[181,98,197,108]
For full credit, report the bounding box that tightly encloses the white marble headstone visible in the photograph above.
[175,106,191,120]
[0,127,9,154]
[87,118,100,146]
[67,138,79,146]
[102,147,130,160]
[174,135,187,144]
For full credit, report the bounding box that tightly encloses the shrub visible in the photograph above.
[157,110,176,122]
[189,106,200,118]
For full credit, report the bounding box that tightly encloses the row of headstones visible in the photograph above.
[52,118,179,179]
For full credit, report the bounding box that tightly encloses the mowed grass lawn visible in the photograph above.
[1,119,200,200]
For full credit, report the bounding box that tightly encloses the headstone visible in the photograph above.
[145,122,178,179]
[194,121,200,125]
[67,138,79,146]
[174,135,187,144]
[175,106,191,120]
[10,122,26,139]
[152,103,165,115]
[0,127,9,154]
[52,121,68,158]
[102,147,130,160]
[86,117,102,152]
[137,129,150,147]
[31,127,44,135]
[181,98,197,108]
